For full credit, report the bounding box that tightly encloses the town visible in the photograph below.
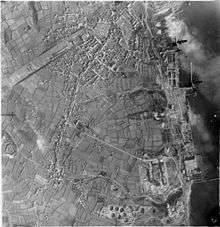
[1,1,202,226]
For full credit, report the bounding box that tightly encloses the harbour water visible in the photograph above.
[188,92,219,225]
[144,1,219,224]
[180,1,220,225]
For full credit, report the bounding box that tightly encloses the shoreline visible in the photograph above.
[142,2,211,226]
[186,181,192,225]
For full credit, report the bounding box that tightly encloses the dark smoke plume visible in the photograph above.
[166,1,220,112]
[165,2,220,225]
[165,1,220,158]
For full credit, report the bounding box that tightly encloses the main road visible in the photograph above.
[2,41,73,88]
[2,28,85,88]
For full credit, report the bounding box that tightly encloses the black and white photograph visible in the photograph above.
[1,0,219,226]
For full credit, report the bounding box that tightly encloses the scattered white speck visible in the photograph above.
[37,135,46,153]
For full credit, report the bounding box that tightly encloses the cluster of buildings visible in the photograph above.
[100,202,164,226]
[148,3,201,182]
[1,1,203,226]
[138,156,182,204]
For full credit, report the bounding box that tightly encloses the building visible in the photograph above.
[184,157,200,179]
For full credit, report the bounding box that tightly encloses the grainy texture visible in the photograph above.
[2,1,213,226]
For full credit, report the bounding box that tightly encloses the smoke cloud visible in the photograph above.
[165,14,206,62]
[163,2,219,224]
[165,1,220,179]
[165,1,220,112]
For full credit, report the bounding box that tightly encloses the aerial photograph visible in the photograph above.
[1,0,219,226]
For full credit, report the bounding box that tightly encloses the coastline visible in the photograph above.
[143,2,196,225]
[187,94,219,225]
[143,1,219,225]
[185,181,192,226]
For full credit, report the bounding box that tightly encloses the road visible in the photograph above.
[2,41,73,88]
[144,10,187,186]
